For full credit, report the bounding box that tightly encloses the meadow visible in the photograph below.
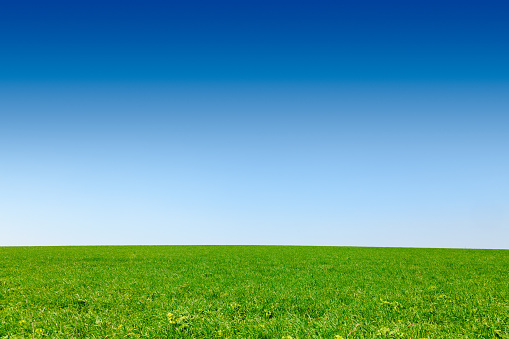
[0,245,507,338]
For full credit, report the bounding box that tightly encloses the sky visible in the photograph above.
[1,0,508,248]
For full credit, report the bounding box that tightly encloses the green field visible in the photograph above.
[0,246,507,338]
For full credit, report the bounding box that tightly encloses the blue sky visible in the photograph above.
[1,0,508,248]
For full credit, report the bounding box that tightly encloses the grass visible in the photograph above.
[0,245,508,338]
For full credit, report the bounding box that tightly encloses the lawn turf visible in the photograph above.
[0,246,508,338]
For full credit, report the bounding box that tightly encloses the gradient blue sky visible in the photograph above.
[1,0,508,248]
